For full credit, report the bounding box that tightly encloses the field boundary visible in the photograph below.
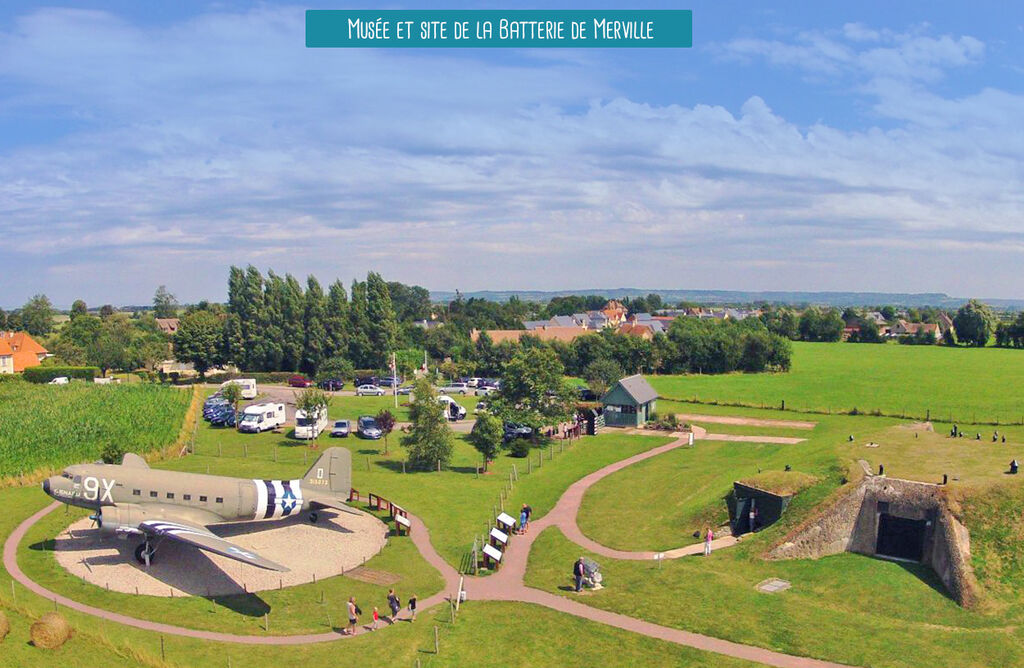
[660,394,1024,427]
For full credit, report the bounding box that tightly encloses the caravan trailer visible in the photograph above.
[294,408,329,440]
[238,402,286,433]
[221,378,258,400]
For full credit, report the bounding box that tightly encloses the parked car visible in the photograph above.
[210,409,239,427]
[48,376,69,385]
[578,387,600,401]
[503,422,533,441]
[330,419,351,438]
[378,375,402,388]
[474,386,494,396]
[357,415,382,439]
[318,378,345,391]
[439,381,470,395]
[466,377,483,388]
[396,385,414,395]
[355,376,378,387]
[475,401,488,413]
[356,384,386,396]
[438,395,467,421]
[288,374,313,388]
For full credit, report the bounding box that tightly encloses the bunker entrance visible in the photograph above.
[876,513,926,562]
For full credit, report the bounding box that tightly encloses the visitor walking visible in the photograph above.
[573,556,586,592]
[408,594,418,621]
[371,606,380,630]
[523,503,533,533]
[704,527,714,556]
[519,505,528,535]
[387,588,401,623]
[346,596,360,635]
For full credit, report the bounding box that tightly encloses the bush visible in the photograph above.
[101,441,127,464]
[509,438,532,458]
[22,366,99,383]
[30,612,72,649]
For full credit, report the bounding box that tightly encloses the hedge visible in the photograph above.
[22,367,100,383]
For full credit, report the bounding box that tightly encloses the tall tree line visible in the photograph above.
[221,266,398,374]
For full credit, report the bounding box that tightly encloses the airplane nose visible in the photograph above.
[42,478,51,495]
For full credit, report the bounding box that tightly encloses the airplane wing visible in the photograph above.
[308,495,362,516]
[137,515,289,572]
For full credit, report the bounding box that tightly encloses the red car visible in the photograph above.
[288,374,313,388]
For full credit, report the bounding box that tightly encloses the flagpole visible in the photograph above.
[392,352,398,408]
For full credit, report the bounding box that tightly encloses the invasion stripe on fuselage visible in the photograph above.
[264,479,277,519]
[252,478,304,520]
[253,479,268,520]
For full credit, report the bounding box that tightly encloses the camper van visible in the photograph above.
[293,408,329,440]
[221,378,258,400]
[237,402,286,433]
[438,395,467,421]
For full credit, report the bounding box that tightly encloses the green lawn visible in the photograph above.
[526,527,1024,668]
[648,341,1024,424]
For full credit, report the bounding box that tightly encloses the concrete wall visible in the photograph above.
[767,476,979,607]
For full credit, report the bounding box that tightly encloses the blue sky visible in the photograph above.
[2,2,1023,307]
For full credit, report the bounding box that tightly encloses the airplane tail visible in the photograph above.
[302,447,352,496]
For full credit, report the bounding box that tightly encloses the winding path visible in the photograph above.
[3,430,849,667]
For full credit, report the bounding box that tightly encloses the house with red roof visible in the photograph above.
[0,331,49,373]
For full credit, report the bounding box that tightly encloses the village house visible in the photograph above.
[890,320,940,339]
[470,326,593,345]
[155,318,181,335]
[0,331,49,373]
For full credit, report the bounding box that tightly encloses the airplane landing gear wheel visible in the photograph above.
[134,542,156,566]
[309,511,319,524]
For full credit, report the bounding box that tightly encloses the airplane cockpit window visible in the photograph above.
[61,472,73,480]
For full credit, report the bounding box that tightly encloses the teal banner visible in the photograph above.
[306,10,692,48]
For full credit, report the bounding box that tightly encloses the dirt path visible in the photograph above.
[676,414,817,429]
[4,432,852,667]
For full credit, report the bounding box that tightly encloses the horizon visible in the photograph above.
[3,2,1023,304]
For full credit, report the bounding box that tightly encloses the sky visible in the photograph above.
[2,1,1023,307]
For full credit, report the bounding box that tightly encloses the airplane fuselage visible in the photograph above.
[43,463,319,523]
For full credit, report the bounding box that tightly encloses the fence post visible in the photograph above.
[434,625,440,654]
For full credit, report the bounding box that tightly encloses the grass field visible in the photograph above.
[648,341,1024,424]
[526,527,1024,668]
[0,380,193,478]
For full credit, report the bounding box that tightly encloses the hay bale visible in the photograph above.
[0,609,9,642]
[30,612,71,649]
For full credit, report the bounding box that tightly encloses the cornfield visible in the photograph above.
[0,380,192,477]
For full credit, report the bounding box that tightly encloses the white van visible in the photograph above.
[221,378,258,400]
[438,395,467,421]
[294,408,329,440]
[238,402,285,433]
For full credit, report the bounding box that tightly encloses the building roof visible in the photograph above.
[522,320,550,331]
[155,318,180,334]
[617,323,655,339]
[607,374,658,405]
[472,327,593,345]
[0,331,48,372]
[550,315,582,328]
[0,338,13,356]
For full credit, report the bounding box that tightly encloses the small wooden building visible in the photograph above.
[601,375,658,428]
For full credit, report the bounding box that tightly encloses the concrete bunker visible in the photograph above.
[728,482,795,536]
[768,475,978,607]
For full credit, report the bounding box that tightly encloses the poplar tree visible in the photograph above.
[303,276,328,375]
[281,274,305,371]
[348,279,373,368]
[324,280,350,360]
[365,271,398,369]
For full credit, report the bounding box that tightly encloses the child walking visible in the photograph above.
[371,606,380,630]
[408,594,418,621]
[704,527,714,556]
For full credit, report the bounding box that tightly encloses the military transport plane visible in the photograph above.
[42,447,353,572]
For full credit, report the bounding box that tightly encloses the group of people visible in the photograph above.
[343,589,418,635]
[518,502,533,534]
[950,424,1008,443]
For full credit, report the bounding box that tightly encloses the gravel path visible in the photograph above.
[54,510,387,597]
[676,414,817,429]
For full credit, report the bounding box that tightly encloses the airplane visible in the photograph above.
[42,447,353,572]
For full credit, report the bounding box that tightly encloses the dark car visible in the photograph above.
[355,376,378,387]
[503,422,533,441]
[288,374,313,388]
[378,375,402,388]
[319,378,345,391]
[578,387,599,401]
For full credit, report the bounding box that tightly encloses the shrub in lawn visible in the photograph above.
[22,366,99,383]
[509,438,532,458]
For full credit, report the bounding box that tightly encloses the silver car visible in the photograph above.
[330,420,350,437]
[356,384,386,396]
[439,382,470,395]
